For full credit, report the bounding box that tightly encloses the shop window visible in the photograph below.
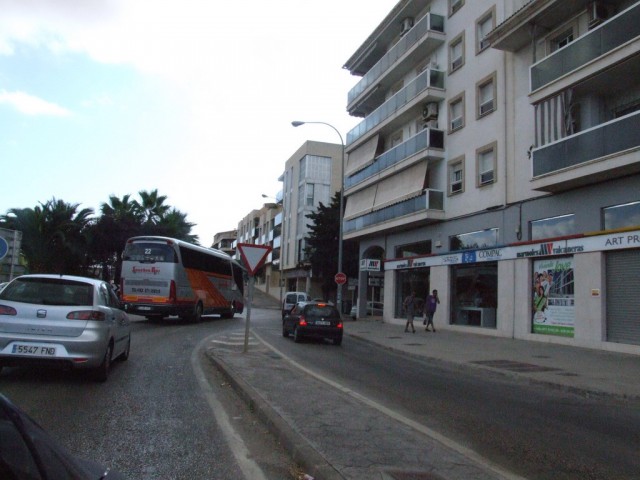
[396,241,432,258]
[530,214,575,241]
[603,201,640,230]
[396,268,430,318]
[450,263,497,328]
[450,228,498,251]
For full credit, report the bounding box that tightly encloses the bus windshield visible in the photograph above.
[122,242,177,263]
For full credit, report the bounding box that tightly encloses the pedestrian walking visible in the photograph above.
[403,290,417,333]
[423,289,440,332]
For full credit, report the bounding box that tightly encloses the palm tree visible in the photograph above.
[0,199,93,274]
[155,208,199,244]
[134,189,170,226]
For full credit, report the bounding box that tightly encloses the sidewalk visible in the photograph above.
[206,289,640,479]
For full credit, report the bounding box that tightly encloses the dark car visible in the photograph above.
[282,301,343,345]
[0,393,127,479]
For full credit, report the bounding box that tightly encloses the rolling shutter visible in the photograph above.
[606,249,640,345]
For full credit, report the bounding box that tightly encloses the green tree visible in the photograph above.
[134,189,170,226]
[0,199,93,274]
[304,192,358,300]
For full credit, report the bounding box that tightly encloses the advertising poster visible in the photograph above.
[532,257,575,337]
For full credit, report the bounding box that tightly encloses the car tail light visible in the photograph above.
[169,280,177,303]
[337,322,343,329]
[66,311,106,321]
[0,305,17,316]
[298,315,307,326]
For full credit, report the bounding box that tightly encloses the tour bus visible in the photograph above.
[120,236,245,321]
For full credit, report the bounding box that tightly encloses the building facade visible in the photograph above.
[344,0,640,354]
[279,140,344,301]
[211,229,237,257]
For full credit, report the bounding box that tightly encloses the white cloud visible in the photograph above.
[0,89,71,116]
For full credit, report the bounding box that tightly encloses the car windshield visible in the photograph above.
[123,242,177,263]
[0,278,93,306]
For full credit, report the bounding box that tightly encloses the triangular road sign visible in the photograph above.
[237,243,272,276]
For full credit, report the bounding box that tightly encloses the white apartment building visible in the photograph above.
[278,140,344,300]
[344,0,640,353]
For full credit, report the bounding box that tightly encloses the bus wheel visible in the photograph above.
[192,302,203,323]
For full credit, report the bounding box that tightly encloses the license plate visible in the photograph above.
[12,344,57,356]
[315,321,330,326]
[138,306,151,311]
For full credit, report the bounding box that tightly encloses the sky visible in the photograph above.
[0,0,399,245]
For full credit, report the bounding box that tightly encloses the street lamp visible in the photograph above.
[291,120,346,313]
[262,193,284,303]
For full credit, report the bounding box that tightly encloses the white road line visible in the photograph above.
[252,330,527,480]
[191,335,269,480]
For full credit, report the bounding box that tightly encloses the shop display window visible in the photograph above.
[450,263,497,328]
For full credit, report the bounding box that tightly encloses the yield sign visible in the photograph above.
[237,243,272,276]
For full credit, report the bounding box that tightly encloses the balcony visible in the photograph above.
[531,110,640,191]
[347,13,446,113]
[345,128,444,189]
[346,68,445,146]
[531,3,640,93]
[344,189,444,236]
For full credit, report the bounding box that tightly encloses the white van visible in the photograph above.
[282,291,311,318]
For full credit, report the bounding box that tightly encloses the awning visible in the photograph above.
[344,183,376,221]
[372,162,428,211]
[345,134,380,177]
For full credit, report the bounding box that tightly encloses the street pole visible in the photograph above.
[291,120,345,313]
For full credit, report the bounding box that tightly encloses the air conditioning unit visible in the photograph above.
[422,102,439,120]
[587,1,610,28]
[400,17,414,36]
[451,56,463,71]
[451,117,463,131]
[479,99,494,116]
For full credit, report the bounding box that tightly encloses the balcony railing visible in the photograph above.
[347,68,445,146]
[530,3,640,92]
[532,110,640,177]
[345,128,444,189]
[344,189,443,234]
[348,13,445,105]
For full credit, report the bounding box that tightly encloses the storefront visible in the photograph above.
[384,229,640,353]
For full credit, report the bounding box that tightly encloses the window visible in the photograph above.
[306,183,314,206]
[531,214,575,240]
[476,8,495,53]
[448,156,464,195]
[546,22,577,55]
[476,73,496,117]
[450,228,499,251]
[603,201,640,230]
[448,93,465,132]
[449,0,464,16]
[476,142,496,186]
[449,33,465,73]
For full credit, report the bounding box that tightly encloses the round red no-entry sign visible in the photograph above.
[334,272,347,285]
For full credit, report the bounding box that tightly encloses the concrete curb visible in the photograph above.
[205,349,345,480]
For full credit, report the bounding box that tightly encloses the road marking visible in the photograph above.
[192,336,269,480]
[252,330,527,480]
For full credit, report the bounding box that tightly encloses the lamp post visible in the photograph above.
[291,120,345,313]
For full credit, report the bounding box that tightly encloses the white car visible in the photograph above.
[0,274,131,381]
[350,301,384,319]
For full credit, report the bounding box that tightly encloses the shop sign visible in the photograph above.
[360,259,381,271]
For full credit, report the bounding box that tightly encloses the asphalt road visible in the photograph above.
[253,312,640,480]
[0,314,296,480]
[2,306,639,480]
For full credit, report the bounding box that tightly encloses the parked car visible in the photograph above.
[350,301,384,319]
[0,282,8,293]
[0,393,127,479]
[281,291,311,318]
[282,301,343,345]
[0,274,131,382]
